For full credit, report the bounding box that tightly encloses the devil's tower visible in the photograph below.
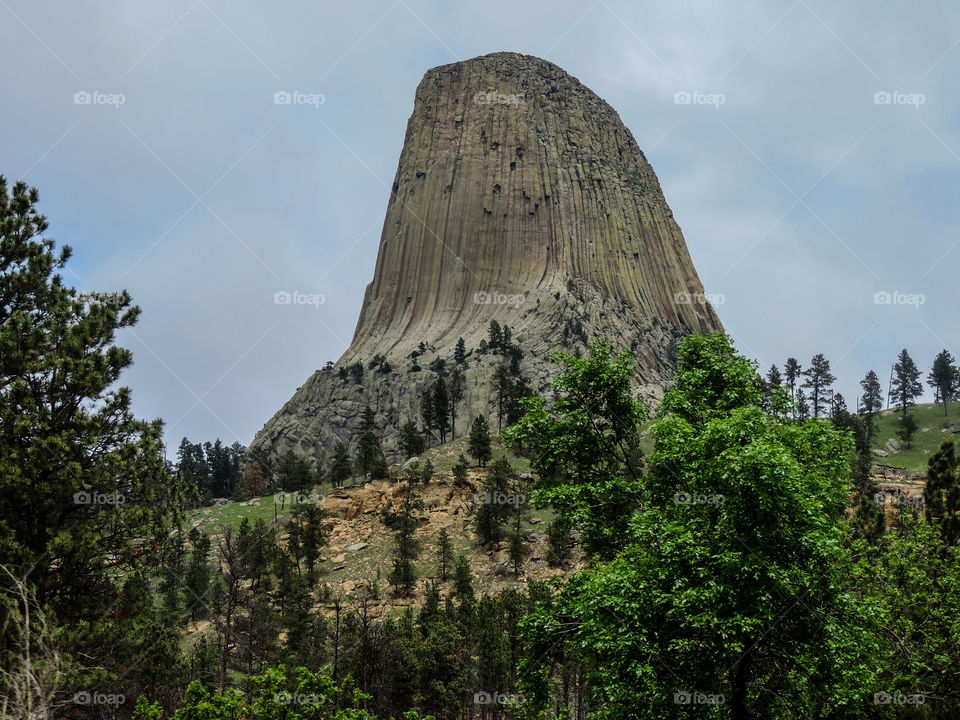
[251,52,722,464]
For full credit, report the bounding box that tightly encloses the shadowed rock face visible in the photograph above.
[251,52,722,466]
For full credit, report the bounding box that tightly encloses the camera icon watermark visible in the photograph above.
[674,690,725,706]
[274,290,325,308]
[873,290,924,308]
[274,90,326,108]
[673,491,724,506]
[874,690,925,705]
[674,290,725,306]
[473,690,525,705]
[474,290,524,308]
[73,90,125,108]
[73,692,125,707]
[275,691,325,705]
[474,491,527,506]
[873,490,924,510]
[274,491,323,506]
[473,90,525,107]
[74,491,125,506]
[873,91,925,107]
[674,90,725,107]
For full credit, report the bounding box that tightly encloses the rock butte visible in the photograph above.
[251,51,722,465]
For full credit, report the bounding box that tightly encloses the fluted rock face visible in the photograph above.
[251,52,721,466]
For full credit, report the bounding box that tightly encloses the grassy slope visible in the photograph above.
[871,401,960,472]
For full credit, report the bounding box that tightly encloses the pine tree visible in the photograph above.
[420,458,434,485]
[801,353,835,418]
[184,528,213,622]
[488,320,503,351]
[784,357,802,418]
[468,415,492,467]
[891,348,923,422]
[399,420,425,459]
[328,443,353,488]
[928,349,958,416]
[860,369,884,442]
[436,528,453,582]
[452,454,469,486]
[453,553,474,604]
[545,515,574,566]
[421,386,436,446]
[356,406,384,478]
[492,363,512,430]
[388,483,423,595]
[896,413,919,449]
[432,375,450,443]
[454,337,467,366]
[795,388,811,421]
[448,368,464,440]
[0,177,185,686]
[924,440,960,544]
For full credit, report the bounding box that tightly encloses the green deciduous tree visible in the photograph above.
[504,340,647,560]
[518,334,876,719]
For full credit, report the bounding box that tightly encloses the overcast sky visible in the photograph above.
[2,0,957,453]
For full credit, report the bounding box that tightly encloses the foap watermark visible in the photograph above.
[274,491,324,506]
[274,90,325,108]
[74,90,125,108]
[275,691,326,705]
[674,491,724,506]
[473,90,525,107]
[474,290,524,308]
[474,690,525,705]
[674,290,725,306]
[674,90,725,107]
[674,691,725,706]
[873,290,925,308]
[474,491,528,506]
[274,290,325,308]
[74,491,125,506]
[874,691,925,706]
[874,490,924,510]
[873,91,925,108]
[73,692,125,707]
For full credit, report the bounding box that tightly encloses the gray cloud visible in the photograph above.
[1,0,957,451]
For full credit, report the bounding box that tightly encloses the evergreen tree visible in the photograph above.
[420,458,434,485]
[452,454,469,486]
[468,415,492,467]
[795,388,811,421]
[891,348,923,422]
[388,483,423,595]
[421,386,436,446]
[488,319,503,351]
[399,419,425,459]
[784,357,802,418]
[448,367,464,440]
[454,337,467,366]
[859,369,884,442]
[928,349,958,416]
[896,413,919,449]
[184,528,212,622]
[453,553,474,605]
[328,443,353,488]
[764,364,784,415]
[436,528,453,582]
[432,375,450,443]
[924,440,960,544]
[493,363,512,431]
[356,406,384,478]
[0,177,185,689]
[801,353,835,418]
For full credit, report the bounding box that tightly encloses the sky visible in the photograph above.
[1,0,958,453]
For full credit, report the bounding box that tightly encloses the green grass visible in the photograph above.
[871,401,960,472]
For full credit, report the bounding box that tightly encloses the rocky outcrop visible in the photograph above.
[251,52,722,467]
